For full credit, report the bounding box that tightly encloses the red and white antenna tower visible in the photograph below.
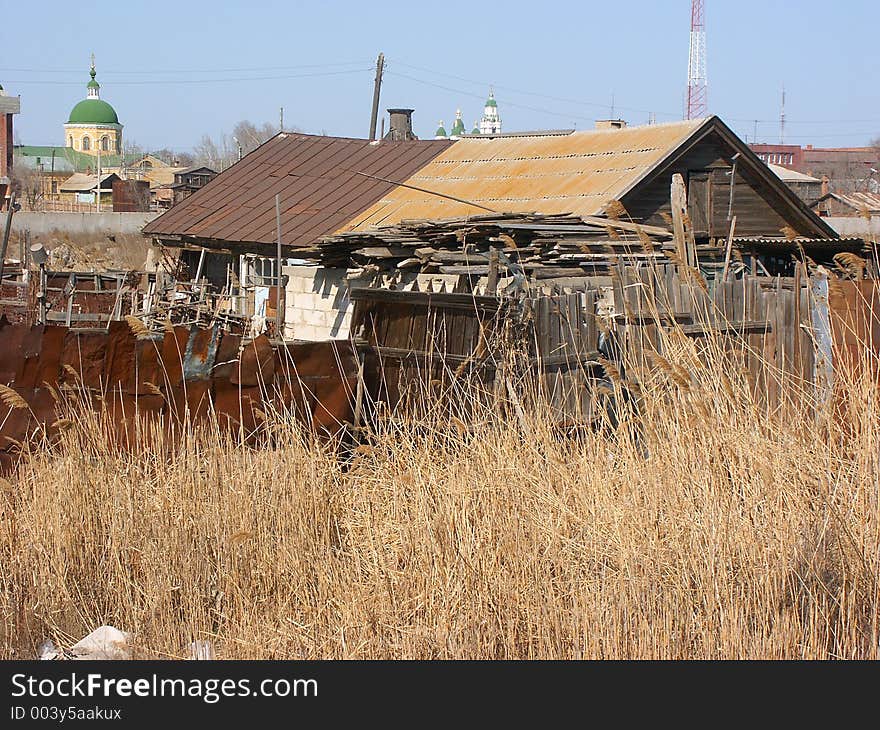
[686,0,708,119]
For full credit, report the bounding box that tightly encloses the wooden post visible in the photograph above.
[368,53,385,141]
[275,193,283,339]
[670,174,688,265]
[0,191,17,286]
[37,263,46,325]
[670,173,698,269]
[194,247,206,283]
[353,350,365,429]
[721,215,737,281]
[486,247,499,295]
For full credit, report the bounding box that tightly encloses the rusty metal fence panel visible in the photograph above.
[0,321,359,470]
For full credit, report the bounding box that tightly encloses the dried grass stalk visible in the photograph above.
[0,384,28,411]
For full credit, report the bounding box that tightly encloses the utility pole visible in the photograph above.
[275,193,283,339]
[368,52,385,141]
[96,146,101,212]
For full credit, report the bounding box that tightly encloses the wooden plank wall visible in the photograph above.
[621,132,819,239]
[352,264,862,422]
[612,262,816,405]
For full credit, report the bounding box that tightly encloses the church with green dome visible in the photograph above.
[63,57,123,155]
[434,89,502,139]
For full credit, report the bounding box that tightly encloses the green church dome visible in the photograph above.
[485,97,497,108]
[68,98,119,125]
[450,112,466,136]
[67,60,119,125]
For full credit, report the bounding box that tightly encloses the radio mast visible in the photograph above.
[686,0,708,119]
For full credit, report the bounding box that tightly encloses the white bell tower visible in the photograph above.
[479,88,501,135]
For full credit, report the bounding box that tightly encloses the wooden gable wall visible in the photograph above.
[621,128,829,239]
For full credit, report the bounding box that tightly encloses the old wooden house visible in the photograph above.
[143,115,854,342]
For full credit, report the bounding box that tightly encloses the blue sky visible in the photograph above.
[2,0,878,151]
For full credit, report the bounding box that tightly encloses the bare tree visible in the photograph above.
[10,164,44,210]
[191,119,298,170]
[192,133,237,171]
[231,120,278,154]
[124,139,145,161]
[147,147,195,167]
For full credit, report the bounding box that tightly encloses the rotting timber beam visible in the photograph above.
[349,287,502,312]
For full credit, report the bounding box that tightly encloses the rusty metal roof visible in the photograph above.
[341,119,708,231]
[143,133,453,249]
[823,191,880,214]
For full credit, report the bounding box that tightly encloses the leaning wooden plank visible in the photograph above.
[349,287,502,311]
[429,251,490,264]
[46,312,111,322]
[670,173,698,268]
[674,319,772,336]
[438,265,490,275]
[352,246,411,259]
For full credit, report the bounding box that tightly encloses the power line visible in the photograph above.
[2,68,373,86]
[728,117,880,125]
[0,60,373,75]
[391,58,880,128]
[385,70,601,124]
[390,59,680,118]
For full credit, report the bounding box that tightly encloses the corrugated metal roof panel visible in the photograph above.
[829,192,880,213]
[341,120,707,230]
[143,133,453,249]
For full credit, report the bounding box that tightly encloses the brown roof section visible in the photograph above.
[143,132,453,249]
[342,120,707,229]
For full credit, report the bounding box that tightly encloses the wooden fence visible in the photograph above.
[350,263,880,424]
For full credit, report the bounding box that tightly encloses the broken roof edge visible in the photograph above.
[148,232,322,254]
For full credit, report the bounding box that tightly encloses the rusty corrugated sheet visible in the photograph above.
[342,120,707,230]
[142,133,453,251]
[829,278,880,379]
[0,320,361,471]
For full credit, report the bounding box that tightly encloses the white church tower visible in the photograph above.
[479,88,502,135]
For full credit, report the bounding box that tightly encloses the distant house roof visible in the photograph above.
[14,145,139,173]
[811,191,880,214]
[342,116,835,238]
[174,165,218,175]
[143,132,453,249]
[59,172,120,192]
[174,165,217,177]
[129,154,174,168]
[768,163,821,183]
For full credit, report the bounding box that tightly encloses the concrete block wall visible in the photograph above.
[11,211,159,237]
[282,266,352,341]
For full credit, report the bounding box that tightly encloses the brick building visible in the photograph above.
[750,142,880,194]
[0,85,20,209]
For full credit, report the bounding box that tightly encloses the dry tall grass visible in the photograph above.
[0,325,877,660]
